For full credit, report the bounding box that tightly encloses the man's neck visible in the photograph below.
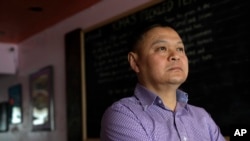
[144,83,179,111]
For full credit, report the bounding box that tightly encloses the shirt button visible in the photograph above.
[183,136,187,141]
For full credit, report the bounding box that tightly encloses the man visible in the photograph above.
[100,21,226,141]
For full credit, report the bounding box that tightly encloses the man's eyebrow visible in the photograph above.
[177,41,184,45]
[151,40,167,46]
[151,40,184,46]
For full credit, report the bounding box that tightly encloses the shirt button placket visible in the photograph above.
[174,113,188,141]
[183,136,187,141]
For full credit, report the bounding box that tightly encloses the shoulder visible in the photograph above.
[103,96,143,116]
[185,104,225,140]
[187,104,205,110]
[101,97,153,140]
[186,103,218,125]
[101,97,146,134]
[185,103,214,121]
[187,104,209,115]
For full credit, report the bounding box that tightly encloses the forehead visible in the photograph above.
[132,26,183,52]
[138,26,183,47]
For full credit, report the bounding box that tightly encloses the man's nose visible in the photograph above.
[169,51,180,61]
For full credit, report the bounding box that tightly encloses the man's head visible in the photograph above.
[128,21,189,89]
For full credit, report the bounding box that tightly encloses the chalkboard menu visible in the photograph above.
[84,0,250,137]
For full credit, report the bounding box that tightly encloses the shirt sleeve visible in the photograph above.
[204,110,226,141]
[100,102,150,141]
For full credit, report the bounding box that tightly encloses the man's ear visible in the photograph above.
[128,52,140,73]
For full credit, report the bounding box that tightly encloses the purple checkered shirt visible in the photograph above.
[101,83,226,141]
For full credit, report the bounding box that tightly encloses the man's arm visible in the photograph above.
[100,103,150,141]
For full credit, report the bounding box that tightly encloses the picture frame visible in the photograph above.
[8,84,22,124]
[0,102,9,132]
[29,65,54,131]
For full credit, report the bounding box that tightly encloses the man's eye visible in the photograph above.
[177,47,184,52]
[157,46,167,51]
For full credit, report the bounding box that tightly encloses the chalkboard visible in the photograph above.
[84,0,250,137]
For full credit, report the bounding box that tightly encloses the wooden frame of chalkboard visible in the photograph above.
[83,0,249,139]
[65,28,87,141]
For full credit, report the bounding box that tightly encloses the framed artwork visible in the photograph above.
[8,84,22,124]
[29,65,54,131]
[0,102,9,132]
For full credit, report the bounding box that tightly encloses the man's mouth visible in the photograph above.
[168,66,182,71]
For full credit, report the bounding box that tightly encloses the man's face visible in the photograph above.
[133,27,189,88]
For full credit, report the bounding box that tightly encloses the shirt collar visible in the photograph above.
[134,83,188,110]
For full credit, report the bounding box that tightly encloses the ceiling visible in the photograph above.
[0,0,100,44]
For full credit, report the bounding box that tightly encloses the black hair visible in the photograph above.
[128,19,176,52]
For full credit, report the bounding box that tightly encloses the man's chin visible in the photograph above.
[168,78,186,85]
